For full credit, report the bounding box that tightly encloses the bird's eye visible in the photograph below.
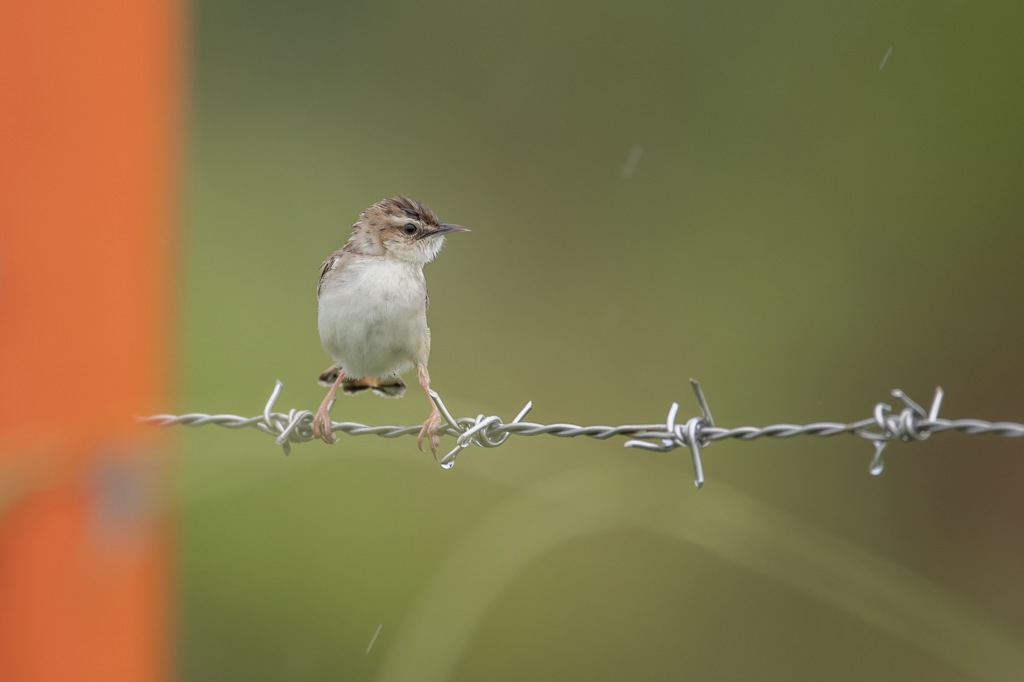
[403,223,418,235]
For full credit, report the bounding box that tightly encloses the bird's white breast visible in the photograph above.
[318,257,429,379]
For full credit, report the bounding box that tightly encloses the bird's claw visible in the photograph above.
[417,411,443,458]
[312,408,337,444]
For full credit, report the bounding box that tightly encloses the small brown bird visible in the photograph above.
[311,196,468,454]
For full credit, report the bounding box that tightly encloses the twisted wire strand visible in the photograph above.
[140,381,1024,488]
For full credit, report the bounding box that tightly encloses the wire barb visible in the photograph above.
[857,387,945,475]
[623,380,714,488]
[429,390,533,469]
[139,381,1024,488]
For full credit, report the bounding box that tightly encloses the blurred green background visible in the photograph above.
[178,1,1024,680]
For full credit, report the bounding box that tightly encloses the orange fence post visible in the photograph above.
[0,1,181,680]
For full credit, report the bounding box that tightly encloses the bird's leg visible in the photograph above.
[416,361,443,457]
[312,370,345,444]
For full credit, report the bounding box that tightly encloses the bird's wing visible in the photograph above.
[317,250,344,299]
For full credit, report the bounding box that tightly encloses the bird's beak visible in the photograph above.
[419,223,470,239]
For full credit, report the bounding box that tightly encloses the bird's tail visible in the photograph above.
[318,366,406,398]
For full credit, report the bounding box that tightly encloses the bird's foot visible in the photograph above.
[311,405,337,444]
[417,409,443,458]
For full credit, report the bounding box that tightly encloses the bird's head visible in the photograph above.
[353,196,468,264]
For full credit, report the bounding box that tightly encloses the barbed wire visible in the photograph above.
[140,380,1024,488]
